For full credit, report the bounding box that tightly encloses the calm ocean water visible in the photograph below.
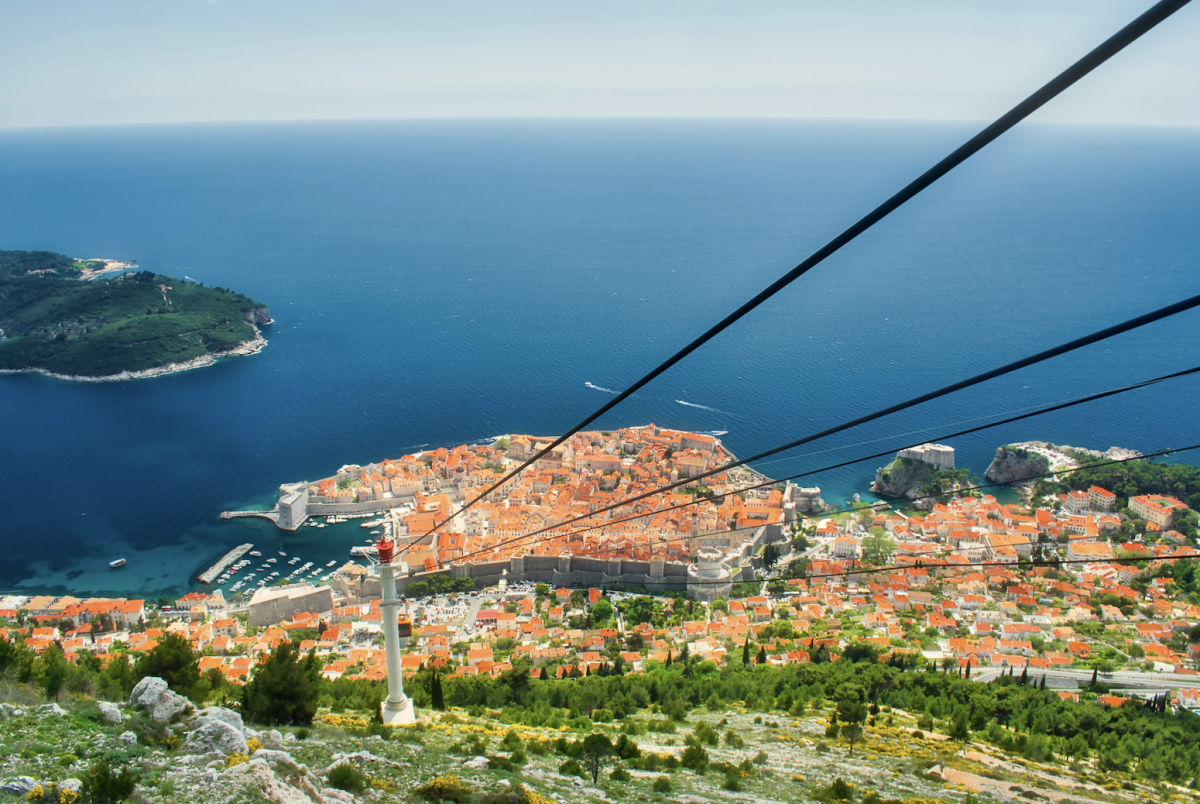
[1,119,1198,597]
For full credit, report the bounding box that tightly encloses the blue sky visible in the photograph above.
[2,0,1197,128]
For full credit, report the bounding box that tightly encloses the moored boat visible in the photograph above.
[109,558,126,568]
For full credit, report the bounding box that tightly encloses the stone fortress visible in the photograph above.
[896,443,955,471]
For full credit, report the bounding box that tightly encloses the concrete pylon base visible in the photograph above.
[381,697,416,726]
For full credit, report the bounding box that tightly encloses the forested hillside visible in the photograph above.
[0,249,268,377]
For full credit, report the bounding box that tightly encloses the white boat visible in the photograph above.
[109,558,126,568]
[249,550,261,557]
[278,551,286,556]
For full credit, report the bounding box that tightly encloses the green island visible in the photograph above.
[0,249,270,380]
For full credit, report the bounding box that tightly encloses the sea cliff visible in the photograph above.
[983,445,1051,484]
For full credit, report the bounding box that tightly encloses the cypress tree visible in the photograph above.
[1019,666,1028,686]
[743,637,751,665]
[756,646,767,665]
[1039,674,1046,691]
[431,668,445,711]
[665,650,672,667]
[1090,668,1098,687]
[965,663,971,680]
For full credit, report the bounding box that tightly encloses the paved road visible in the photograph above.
[971,666,1186,690]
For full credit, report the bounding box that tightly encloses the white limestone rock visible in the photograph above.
[119,731,138,746]
[463,755,490,770]
[129,676,190,723]
[1,777,36,794]
[197,706,246,736]
[97,701,122,724]
[223,757,327,804]
[254,749,300,769]
[185,717,249,756]
[59,779,82,794]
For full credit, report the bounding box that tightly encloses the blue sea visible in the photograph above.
[1,119,1198,598]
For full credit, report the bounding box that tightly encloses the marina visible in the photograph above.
[197,542,254,584]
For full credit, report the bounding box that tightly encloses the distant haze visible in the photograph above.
[2,0,1198,129]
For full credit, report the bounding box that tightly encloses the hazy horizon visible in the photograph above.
[3,1,1198,130]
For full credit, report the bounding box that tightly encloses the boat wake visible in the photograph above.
[676,399,741,418]
[585,382,617,394]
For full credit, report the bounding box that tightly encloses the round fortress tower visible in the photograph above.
[687,548,732,602]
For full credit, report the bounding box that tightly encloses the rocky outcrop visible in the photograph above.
[222,758,327,804]
[185,716,248,757]
[984,446,1050,484]
[128,676,190,723]
[196,706,247,737]
[872,456,934,500]
[97,701,122,724]
[248,306,273,326]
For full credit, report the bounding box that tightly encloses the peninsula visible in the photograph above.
[0,249,270,381]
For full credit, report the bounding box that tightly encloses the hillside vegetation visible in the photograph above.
[0,249,267,377]
[2,633,1198,803]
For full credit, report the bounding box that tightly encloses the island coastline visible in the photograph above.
[0,324,268,383]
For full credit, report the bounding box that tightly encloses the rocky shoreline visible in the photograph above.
[0,326,268,384]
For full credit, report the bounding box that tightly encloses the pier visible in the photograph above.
[198,543,254,584]
[220,508,280,525]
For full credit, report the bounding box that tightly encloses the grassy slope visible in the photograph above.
[0,699,1167,804]
[0,251,265,376]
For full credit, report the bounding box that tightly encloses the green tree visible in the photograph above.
[763,542,781,568]
[38,642,70,701]
[581,732,613,784]
[862,531,895,565]
[592,597,614,624]
[836,685,868,757]
[136,633,205,701]
[241,641,321,725]
[430,668,446,711]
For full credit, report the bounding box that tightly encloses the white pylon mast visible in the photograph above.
[375,533,415,725]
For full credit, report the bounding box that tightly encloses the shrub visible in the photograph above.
[691,722,719,746]
[724,729,746,748]
[610,766,631,781]
[680,743,709,773]
[917,713,934,731]
[328,763,367,795]
[753,751,769,765]
[815,777,855,801]
[416,774,473,803]
[479,784,554,804]
[614,733,640,759]
[722,765,742,791]
[559,758,585,778]
[246,736,263,753]
[26,784,80,803]
[225,752,249,768]
[651,775,673,793]
[295,727,310,740]
[80,761,138,804]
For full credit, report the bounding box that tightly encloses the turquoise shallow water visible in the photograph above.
[1,119,1198,597]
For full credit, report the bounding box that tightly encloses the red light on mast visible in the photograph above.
[377,537,395,565]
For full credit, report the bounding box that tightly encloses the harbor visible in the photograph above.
[197,542,253,584]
